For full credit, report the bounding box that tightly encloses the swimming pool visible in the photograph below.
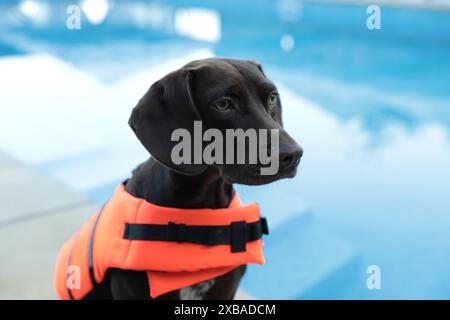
[1,0,450,299]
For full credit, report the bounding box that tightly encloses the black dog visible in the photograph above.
[90,58,302,299]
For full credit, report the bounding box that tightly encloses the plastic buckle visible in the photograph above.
[230,221,247,253]
[167,222,186,243]
[260,217,269,235]
[176,223,186,243]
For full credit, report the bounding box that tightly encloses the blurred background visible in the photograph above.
[1,0,450,299]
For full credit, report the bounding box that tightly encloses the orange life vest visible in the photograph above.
[54,183,269,299]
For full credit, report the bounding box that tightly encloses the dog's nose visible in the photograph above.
[279,146,303,169]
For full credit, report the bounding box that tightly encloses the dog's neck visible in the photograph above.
[125,158,234,209]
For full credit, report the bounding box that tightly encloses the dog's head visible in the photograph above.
[129,58,302,185]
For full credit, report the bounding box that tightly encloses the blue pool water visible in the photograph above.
[1,0,450,299]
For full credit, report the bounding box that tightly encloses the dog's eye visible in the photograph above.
[268,92,279,106]
[214,98,233,112]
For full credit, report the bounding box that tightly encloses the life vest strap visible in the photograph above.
[123,217,269,253]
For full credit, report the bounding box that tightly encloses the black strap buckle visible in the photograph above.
[167,222,187,243]
[261,217,269,235]
[230,221,248,253]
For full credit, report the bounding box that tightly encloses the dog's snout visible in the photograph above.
[279,146,303,169]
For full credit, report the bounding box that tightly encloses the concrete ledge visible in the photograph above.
[0,152,91,226]
[0,203,97,299]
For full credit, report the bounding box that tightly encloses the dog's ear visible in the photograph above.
[129,68,207,175]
